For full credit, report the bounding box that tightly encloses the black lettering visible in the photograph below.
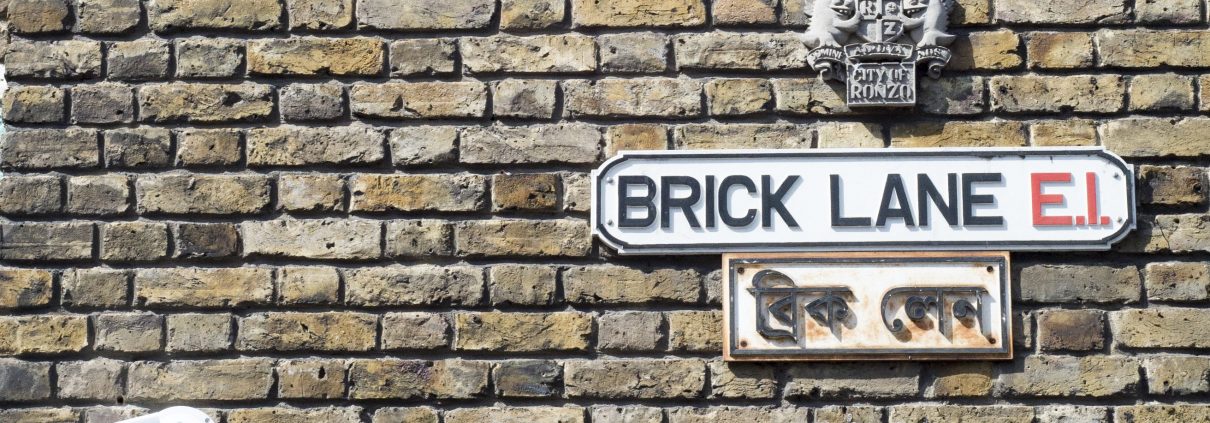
[962,173,1004,226]
[876,174,915,227]
[661,176,702,229]
[830,174,872,227]
[618,176,656,228]
[719,175,757,227]
[762,175,800,228]
[917,173,958,226]
[704,175,716,228]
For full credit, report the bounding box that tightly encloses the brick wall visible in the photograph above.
[0,0,1209,421]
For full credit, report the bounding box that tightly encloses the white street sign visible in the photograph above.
[592,148,1135,254]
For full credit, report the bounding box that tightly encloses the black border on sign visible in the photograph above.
[592,148,1137,254]
[726,255,1011,357]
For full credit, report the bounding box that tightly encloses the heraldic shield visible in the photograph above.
[802,0,955,107]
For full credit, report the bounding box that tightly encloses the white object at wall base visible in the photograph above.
[117,407,214,423]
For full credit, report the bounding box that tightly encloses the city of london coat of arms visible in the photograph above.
[802,0,955,107]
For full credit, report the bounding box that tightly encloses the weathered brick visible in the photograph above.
[565,359,706,399]
[891,121,1027,147]
[785,363,920,399]
[249,37,383,76]
[1103,118,1210,157]
[0,222,94,261]
[0,175,61,216]
[5,40,102,79]
[166,313,232,352]
[668,407,810,423]
[175,129,242,167]
[3,86,64,123]
[242,219,381,260]
[929,362,994,397]
[816,122,884,148]
[1139,165,1206,206]
[348,359,489,399]
[62,268,129,309]
[1137,0,1202,23]
[1111,307,1210,348]
[1031,120,1098,146]
[889,405,1033,423]
[280,83,345,122]
[345,265,483,306]
[382,312,450,350]
[104,128,173,169]
[455,219,591,257]
[446,407,584,423]
[1019,264,1140,304]
[1037,309,1106,352]
[56,359,124,401]
[126,359,274,401]
[667,310,721,352]
[287,0,354,30]
[990,75,1124,113]
[1,128,100,170]
[278,359,348,399]
[389,39,457,76]
[1116,405,1210,423]
[501,0,565,30]
[228,407,362,423]
[372,407,440,423]
[1034,406,1108,423]
[455,312,592,352]
[248,127,384,166]
[94,312,163,353]
[591,406,664,423]
[771,78,850,115]
[562,172,591,213]
[1130,73,1195,111]
[350,174,486,212]
[675,33,807,70]
[463,35,596,73]
[706,78,771,116]
[390,127,458,166]
[147,0,282,31]
[71,83,134,124]
[995,0,1127,23]
[0,268,53,310]
[174,223,239,259]
[493,173,560,212]
[997,356,1139,397]
[599,311,664,351]
[138,83,274,123]
[816,406,885,423]
[83,407,152,422]
[713,0,776,24]
[494,360,562,397]
[675,124,810,149]
[571,0,706,27]
[0,408,80,422]
[238,312,377,352]
[107,39,171,80]
[709,360,777,399]
[1027,32,1096,69]
[949,30,1023,70]
[599,32,668,73]
[351,82,487,119]
[279,173,345,212]
[136,173,270,215]
[8,0,70,33]
[1143,355,1210,395]
[1122,214,1210,253]
[276,267,340,305]
[1145,262,1210,301]
[384,220,452,258]
[0,315,89,354]
[564,78,701,118]
[0,359,51,401]
[135,267,273,308]
[489,264,557,306]
[1097,29,1210,68]
[461,124,601,164]
[918,76,986,115]
[100,221,169,262]
[565,265,700,304]
[175,38,245,78]
[606,124,668,156]
[493,79,558,119]
[357,0,495,29]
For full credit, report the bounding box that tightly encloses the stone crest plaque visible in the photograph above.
[802,0,955,107]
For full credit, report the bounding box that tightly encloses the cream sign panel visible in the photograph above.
[592,148,1136,254]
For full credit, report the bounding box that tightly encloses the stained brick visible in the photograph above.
[248,37,384,76]
[462,35,596,74]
